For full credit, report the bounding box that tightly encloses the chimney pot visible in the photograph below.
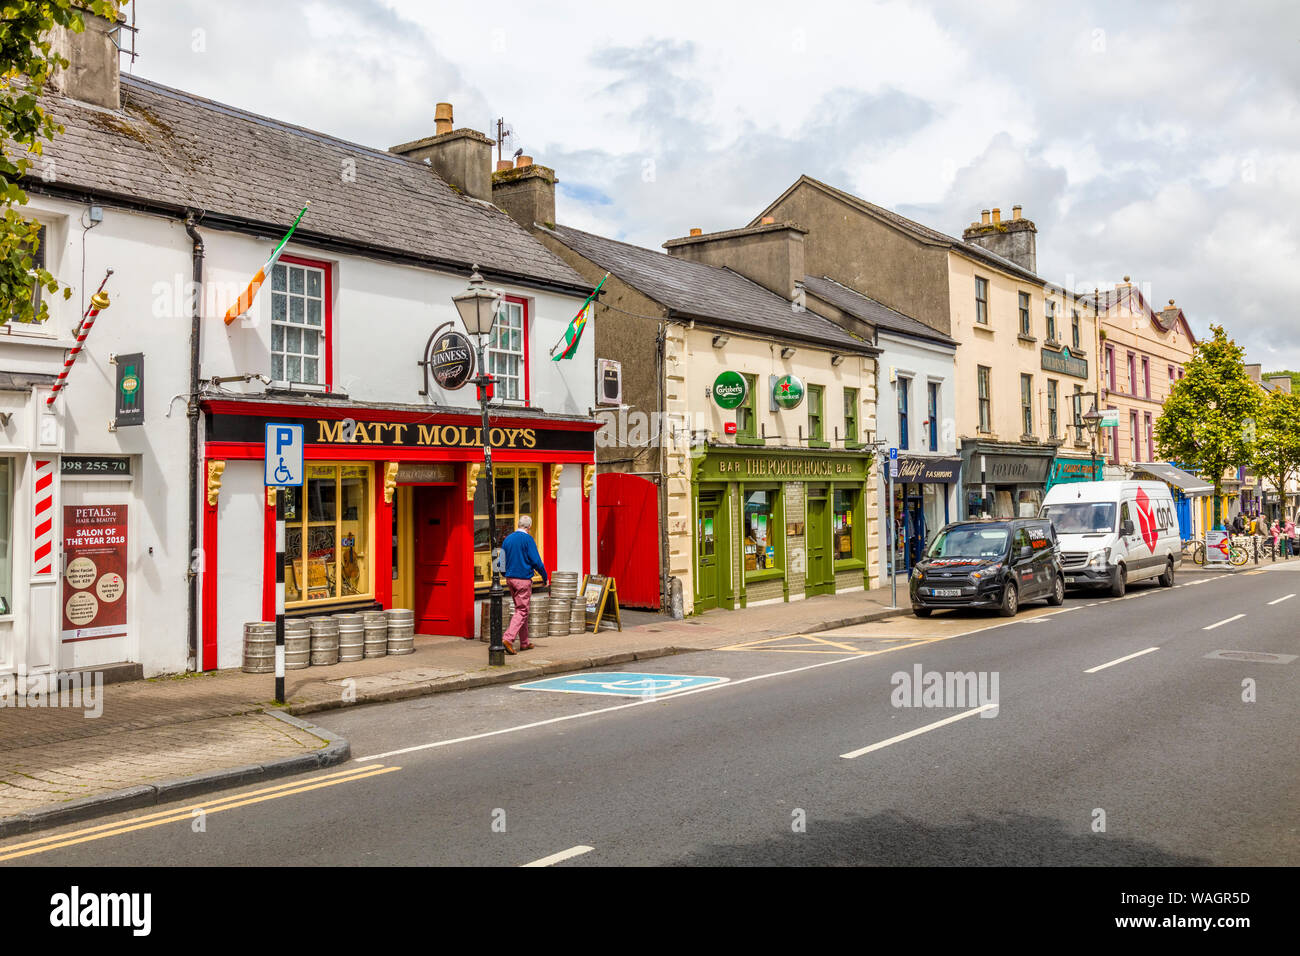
[495,160,512,172]
[689,227,703,236]
[1168,299,1175,306]
[1012,205,1022,220]
[515,155,532,168]
[760,216,775,225]
[980,209,990,225]
[435,102,453,136]
[991,207,1001,224]
[1123,275,1131,283]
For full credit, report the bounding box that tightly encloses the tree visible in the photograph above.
[1154,325,1261,529]
[1254,389,1300,521]
[1,1,122,325]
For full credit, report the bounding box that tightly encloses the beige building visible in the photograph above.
[748,178,1101,518]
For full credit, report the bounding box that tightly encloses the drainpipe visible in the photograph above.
[656,321,670,613]
[184,212,204,671]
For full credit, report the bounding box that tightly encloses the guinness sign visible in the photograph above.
[428,331,475,391]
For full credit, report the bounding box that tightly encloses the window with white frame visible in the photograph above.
[0,458,12,614]
[487,297,526,403]
[270,260,327,385]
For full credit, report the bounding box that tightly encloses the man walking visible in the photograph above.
[500,515,548,654]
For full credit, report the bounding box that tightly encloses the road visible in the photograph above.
[4,562,1297,867]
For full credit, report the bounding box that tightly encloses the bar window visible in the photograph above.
[0,458,11,613]
[487,297,527,403]
[897,377,910,450]
[743,488,779,574]
[1045,299,1057,342]
[843,387,858,446]
[1141,356,1150,399]
[975,277,989,325]
[283,463,372,605]
[735,373,759,444]
[807,384,825,445]
[833,487,861,564]
[473,465,540,587]
[1047,379,1058,440]
[927,382,940,452]
[1019,292,1031,336]
[1072,310,1081,350]
[1073,385,1085,442]
[271,259,327,385]
[1020,374,1034,437]
[977,366,991,434]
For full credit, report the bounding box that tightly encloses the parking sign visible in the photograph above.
[265,423,304,486]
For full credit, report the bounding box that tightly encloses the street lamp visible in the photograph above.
[1082,404,1103,480]
[453,267,507,666]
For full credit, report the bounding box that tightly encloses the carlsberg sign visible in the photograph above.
[712,371,749,409]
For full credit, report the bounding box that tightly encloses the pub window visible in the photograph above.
[1071,310,1081,350]
[743,488,779,574]
[487,297,527,404]
[974,276,989,325]
[977,366,991,434]
[843,387,858,446]
[927,382,940,452]
[897,377,910,450]
[1073,385,1085,442]
[271,257,328,386]
[283,463,372,606]
[807,384,825,445]
[473,465,540,587]
[1047,379,1059,440]
[1045,299,1057,342]
[0,458,11,614]
[1019,292,1031,336]
[1020,374,1034,437]
[833,487,861,565]
[736,373,759,444]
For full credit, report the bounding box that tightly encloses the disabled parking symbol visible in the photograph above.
[513,672,729,698]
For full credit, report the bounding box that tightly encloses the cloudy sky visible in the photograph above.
[131,0,1300,370]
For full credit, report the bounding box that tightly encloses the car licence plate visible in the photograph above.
[931,588,961,597]
[1066,576,1078,584]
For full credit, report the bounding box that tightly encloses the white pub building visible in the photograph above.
[1,10,598,679]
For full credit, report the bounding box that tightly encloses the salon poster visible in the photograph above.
[61,504,128,642]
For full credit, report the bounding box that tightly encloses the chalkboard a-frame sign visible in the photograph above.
[580,574,622,633]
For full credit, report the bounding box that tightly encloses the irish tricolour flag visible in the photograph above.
[551,272,608,360]
[223,203,311,325]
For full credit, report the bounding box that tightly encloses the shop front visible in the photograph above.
[889,456,961,572]
[1045,456,1102,491]
[959,441,1055,520]
[198,397,597,670]
[690,446,874,611]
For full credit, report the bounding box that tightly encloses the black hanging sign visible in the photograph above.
[114,353,144,427]
[420,322,475,394]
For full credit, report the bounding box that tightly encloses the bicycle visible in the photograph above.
[1192,535,1248,567]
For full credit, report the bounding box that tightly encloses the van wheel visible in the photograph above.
[912,607,932,618]
[1110,565,1127,597]
[998,582,1019,617]
[1158,559,1175,587]
[1047,573,1065,606]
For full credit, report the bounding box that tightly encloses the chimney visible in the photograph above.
[663,220,808,301]
[390,102,494,202]
[1264,374,1293,394]
[48,2,124,110]
[961,204,1038,273]
[491,157,557,229]
[1245,363,1262,385]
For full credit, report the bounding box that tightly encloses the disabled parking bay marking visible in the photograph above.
[512,672,729,697]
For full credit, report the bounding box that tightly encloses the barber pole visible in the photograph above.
[45,270,114,408]
[32,459,55,576]
[275,489,286,704]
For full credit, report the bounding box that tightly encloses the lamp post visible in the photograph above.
[1082,404,1103,480]
[453,267,507,666]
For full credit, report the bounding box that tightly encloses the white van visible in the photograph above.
[1039,480,1182,596]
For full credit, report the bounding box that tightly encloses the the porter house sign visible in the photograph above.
[712,371,748,409]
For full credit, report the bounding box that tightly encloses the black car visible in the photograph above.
[909,517,1065,617]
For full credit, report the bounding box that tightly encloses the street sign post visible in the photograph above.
[887,447,898,608]
[264,424,303,704]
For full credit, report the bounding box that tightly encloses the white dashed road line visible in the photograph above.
[1203,613,1246,631]
[1267,594,1295,606]
[1084,646,1160,674]
[522,845,594,867]
[840,705,997,759]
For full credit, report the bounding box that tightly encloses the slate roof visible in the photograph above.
[802,275,956,347]
[541,224,876,353]
[754,175,1045,285]
[32,76,587,292]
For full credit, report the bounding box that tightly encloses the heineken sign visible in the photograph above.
[712,370,749,409]
[1041,345,1088,379]
[772,374,805,410]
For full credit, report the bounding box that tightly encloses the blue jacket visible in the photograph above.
[500,530,547,583]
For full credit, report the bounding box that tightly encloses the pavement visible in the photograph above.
[6,558,1296,866]
[0,581,912,835]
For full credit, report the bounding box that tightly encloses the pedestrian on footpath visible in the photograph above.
[499,515,548,654]
[1232,512,1245,536]
[1285,517,1297,558]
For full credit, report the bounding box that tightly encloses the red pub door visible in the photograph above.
[596,473,661,609]
[413,485,469,636]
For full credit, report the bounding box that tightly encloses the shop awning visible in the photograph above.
[1131,462,1214,496]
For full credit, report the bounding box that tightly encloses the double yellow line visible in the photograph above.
[0,763,400,862]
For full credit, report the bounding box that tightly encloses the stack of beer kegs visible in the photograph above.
[335,613,365,662]
[548,571,579,637]
[362,610,388,659]
[308,616,340,666]
[241,622,275,673]
[284,619,311,669]
[385,608,415,655]
[527,592,549,640]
